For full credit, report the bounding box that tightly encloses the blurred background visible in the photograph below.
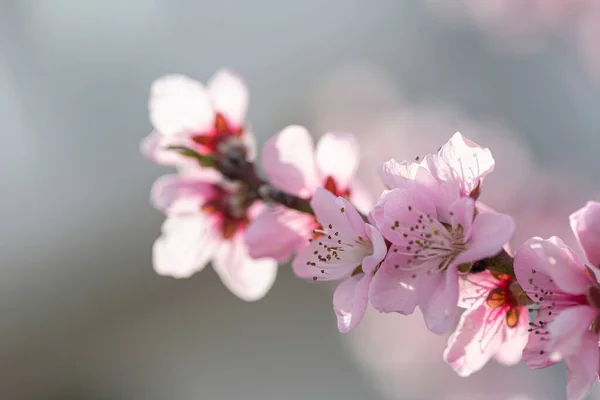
[1,1,600,399]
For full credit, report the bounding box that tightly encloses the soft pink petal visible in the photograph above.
[457,271,498,308]
[570,201,600,267]
[515,237,563,298]
[333,273,372,333]
[548,305,597,360]
[212,235,278,302]
[149,74,214,136]
[380,188,436,245]
[140,131,192,167]
[454,211,515,266]
[368,250,421,314]
[449,197,475,240]
[564,333,599,400]
[261,125,319,198]
[150,174,216,214]
[207,69,248,128]
[434,132,495,195]
[418,266,460,334]
[362,224,387,275]
[493,307,530,366]
[516,237,593,296]
[292,240,354,281]
[378,159,422,188]
[315,131,360,191]
[152,214,217,278]
[310,188,360,242]
[244,207,313,263]
[443,304,504,377]
[522,314,560,370]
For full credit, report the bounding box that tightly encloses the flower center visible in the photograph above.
[308,221,372,280]
[391,207,467,272]
[191,112,244,155]
[485,274,525,328]
[323,176,351,199]
[201,185,251,239]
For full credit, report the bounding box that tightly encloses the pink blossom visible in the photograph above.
[370,133,514,334]
[292,188,387,333]
[151,172,277,302]
[244,125,371,262]
[514,202,600,400]
[141,69,255,167]
[443,271,529,377]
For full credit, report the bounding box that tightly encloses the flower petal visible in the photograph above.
[245,207,313,263]
[292,240,354,281]
[207,69,248,128]
[310,188,360,242]
[564,333,599,400]
[449,197,475,240]
[548,304,597,360]
[368,249,420,314]
[362,223,387,275]
[380,188,436,245]
[152,214,216,278]
[570,201,600,268]
[212,236,278,302]
[522,314,560,370]
[493,307,529,366]
[443,304,504,377]
[515,237,593,296]
[333,273,372,333]
[261,125,319,198]
[140,131,193,167]
[149,74,214,136]
[316,132,360,191]
[433,132,495,196]
[418,266,460,334]
[150,174,216,214]
[454,211,515,266]
[377,158,437,191]
[458,271,498,308]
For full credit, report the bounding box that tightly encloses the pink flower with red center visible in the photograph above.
[369,133,514,334]
[244,125,372,263]
[291,188,387,333]
[141,69,255,168]
[514,201,600,400]
[150,171,277,302]
[443,270,530,377]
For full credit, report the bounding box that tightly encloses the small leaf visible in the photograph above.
[167,146,215,167]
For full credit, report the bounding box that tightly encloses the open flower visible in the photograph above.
[141,69,255,167]
[443,270,530,377]
[514,201,600,400]
[370,133,514,334]
[150,171,277,302]
[370,190,515,334]
[291,188,387,333]
[244,125,371,262]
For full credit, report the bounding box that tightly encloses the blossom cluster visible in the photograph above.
[142,69,600,400]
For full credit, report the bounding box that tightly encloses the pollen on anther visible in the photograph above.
[408,206,413,211]
[328,224,333,229]
[340,207,345,213]
[313,277,317,281]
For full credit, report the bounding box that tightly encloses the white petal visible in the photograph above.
[149,74,214,136]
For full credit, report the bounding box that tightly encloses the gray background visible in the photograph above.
[1,1,599,399]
